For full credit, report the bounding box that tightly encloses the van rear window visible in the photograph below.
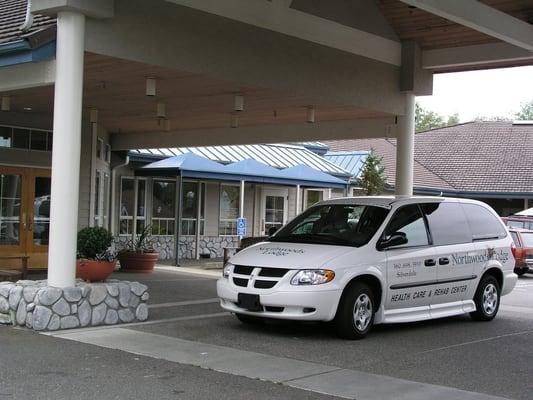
[461,203,507,241]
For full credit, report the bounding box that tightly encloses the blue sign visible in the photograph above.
[237,217,247,236]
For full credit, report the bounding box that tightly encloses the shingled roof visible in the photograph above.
[414,121,533,193]
[324,138,455,190]
[324,121,533,195]
[0,0,55,45]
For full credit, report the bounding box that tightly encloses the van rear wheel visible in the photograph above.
[470,275,500,321]
[334,282,375,340]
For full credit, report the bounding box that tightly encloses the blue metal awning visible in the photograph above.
[137,153,348,188]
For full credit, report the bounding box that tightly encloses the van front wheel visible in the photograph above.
[334,282,375,340]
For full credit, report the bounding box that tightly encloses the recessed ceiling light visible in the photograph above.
[23,107,32,111]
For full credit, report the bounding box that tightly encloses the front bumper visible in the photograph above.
[217,278,341,321]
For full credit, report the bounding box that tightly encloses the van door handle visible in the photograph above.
[439,257,450,265]
[424,259,436,267]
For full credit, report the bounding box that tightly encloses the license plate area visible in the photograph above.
[238,293,262,311]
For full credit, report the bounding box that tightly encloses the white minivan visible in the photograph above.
[217,196,517,339]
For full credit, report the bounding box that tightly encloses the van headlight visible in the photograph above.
[223,263,233,279]
[290,269,335,285]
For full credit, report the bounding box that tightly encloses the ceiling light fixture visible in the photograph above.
[146,77,156,96]
[231,113,239,128]
[23,107,32,111]
[1,96,10,112]
[157,102,166,118]
[89,108,98,124]
[234,94,244,112]
[306,106,315,123]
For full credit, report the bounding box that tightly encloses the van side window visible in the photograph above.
[384,204,429,248]
[461,203,507,241]
[420,202,471,245]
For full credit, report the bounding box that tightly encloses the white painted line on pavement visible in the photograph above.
[50,327,507,400]
[148,298,220,309]
[154,265,220,279]
[42,312,229,336]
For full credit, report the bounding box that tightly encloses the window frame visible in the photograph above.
[151,178,176,236]
[181,180,206,236]
[378,203,432,251]
[219,183,240,236]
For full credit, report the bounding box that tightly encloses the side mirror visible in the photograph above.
[377,232,407,250]
[268,226,279,236]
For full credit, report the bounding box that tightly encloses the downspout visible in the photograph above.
[20,0,34,33]
[110,155,130,235]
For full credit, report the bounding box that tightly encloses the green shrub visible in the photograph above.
[77,227,113,259]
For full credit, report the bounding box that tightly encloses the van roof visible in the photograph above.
[317,196,486,209]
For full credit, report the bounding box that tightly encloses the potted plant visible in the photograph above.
[76,227,117,282]
[117,224,159,273]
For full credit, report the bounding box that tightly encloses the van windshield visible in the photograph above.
[269,204,389,247]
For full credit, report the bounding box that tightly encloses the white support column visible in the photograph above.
[295,185,301,215]
[395,93,416,197]
[195,181,202,260]
[239,180,245,219]
[47,11,86,288]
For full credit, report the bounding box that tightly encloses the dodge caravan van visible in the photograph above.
[217,197,517,339]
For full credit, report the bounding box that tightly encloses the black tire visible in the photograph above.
[334,282,375,340]
[515,268,527,276]
[470,275,500,321]
[235,313,264,324]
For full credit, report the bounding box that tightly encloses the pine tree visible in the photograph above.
[359,150,386,195]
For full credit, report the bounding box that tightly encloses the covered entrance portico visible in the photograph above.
[1,0,533,290]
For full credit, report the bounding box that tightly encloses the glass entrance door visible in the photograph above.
[261,188,288,235]
[0,167,51,269]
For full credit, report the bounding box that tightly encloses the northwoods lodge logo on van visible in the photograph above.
[451,248,510,265]
[258,247,305,256]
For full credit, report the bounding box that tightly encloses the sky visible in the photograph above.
[416,65,533,122]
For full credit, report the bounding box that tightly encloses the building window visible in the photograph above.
[119,178,134,235]
[152,180,175,235]
[105,144,111,163]
[94,171,101,226]
[119,177,146,235]
[305,190,323,209]
[97,138,104,160]
[181,182,205,236]
[0,126,52,152]
[219,184,239,235]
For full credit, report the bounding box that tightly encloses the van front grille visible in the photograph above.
[232,265,291,289]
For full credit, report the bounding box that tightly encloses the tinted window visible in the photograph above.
[508,220,525,229]
[384,204,429,248]
[271,204,389,247]
[461,203,506,240]
[421,202,471,246]
[510,231,520,246]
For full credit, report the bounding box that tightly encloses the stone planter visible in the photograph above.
[118,251,158,273]
[76,260,116,282]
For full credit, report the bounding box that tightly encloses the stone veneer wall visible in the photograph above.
[115,235,240,260]
[0,279,149,331]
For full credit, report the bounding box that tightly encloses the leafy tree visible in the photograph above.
[415,104,460,133]
[359,150,386,195]
[515,100,533,120]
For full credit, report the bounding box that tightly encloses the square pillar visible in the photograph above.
[395,93,416,197]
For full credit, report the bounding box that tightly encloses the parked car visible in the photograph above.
[502,208,533,230]
[509,228,533,276]
[218,196,517,339]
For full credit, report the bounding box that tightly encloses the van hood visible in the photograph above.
[229,241,355,269]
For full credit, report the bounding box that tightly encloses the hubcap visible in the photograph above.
[482,283,498,315]
[353,294,372,331]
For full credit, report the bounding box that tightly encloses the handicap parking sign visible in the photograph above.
[237,217,247,236]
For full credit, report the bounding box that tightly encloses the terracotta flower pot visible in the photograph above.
[76,259,117,282]
[118,251,158,273]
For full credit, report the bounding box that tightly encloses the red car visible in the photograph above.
[509,228,533,276]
